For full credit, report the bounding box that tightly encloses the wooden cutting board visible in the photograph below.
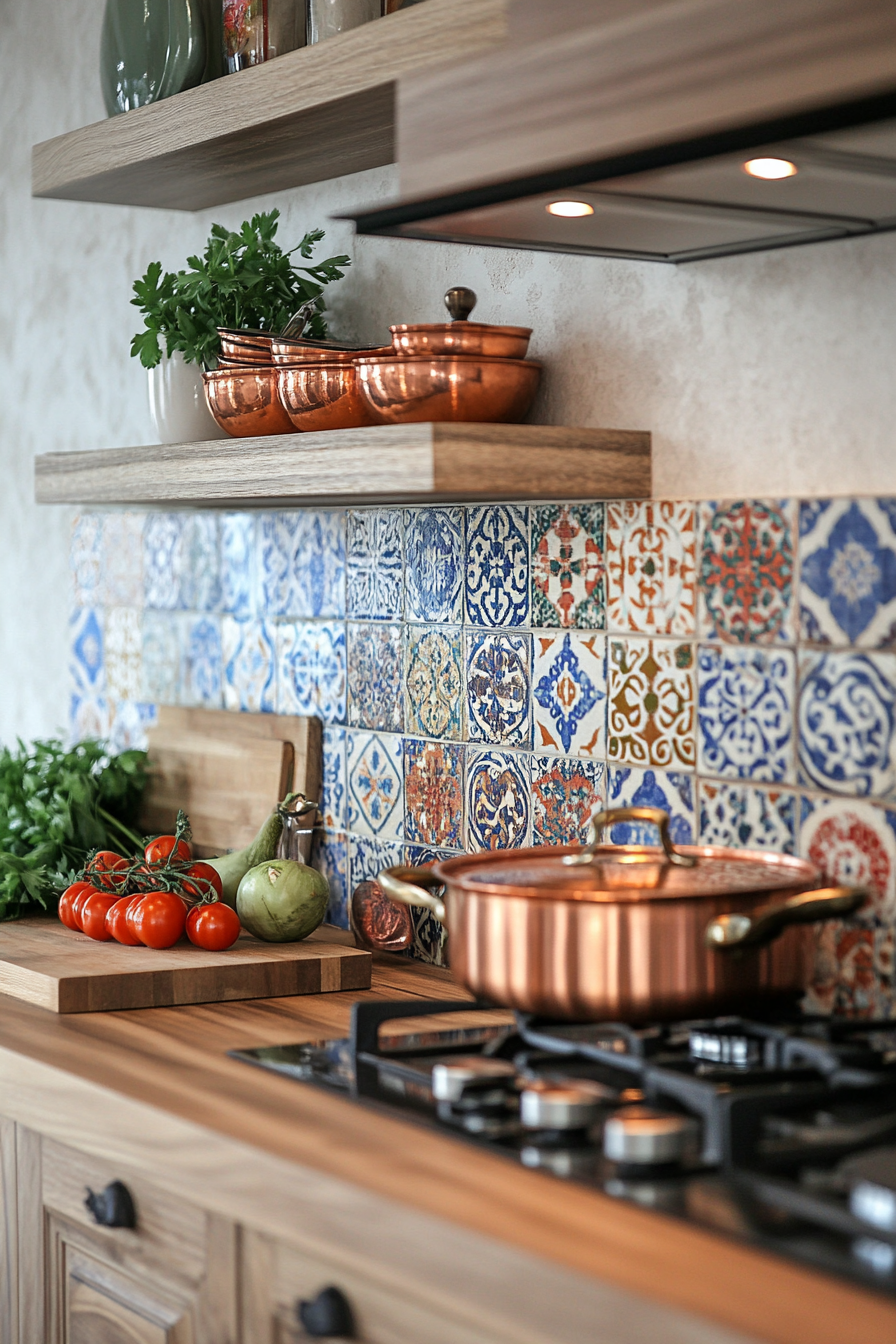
[0,918,371,1014]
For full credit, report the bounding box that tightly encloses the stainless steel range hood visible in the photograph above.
[345,0,896,263]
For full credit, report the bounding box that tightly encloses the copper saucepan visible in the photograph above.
[378,807,866,1022]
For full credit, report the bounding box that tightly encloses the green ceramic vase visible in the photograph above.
[100,0,206,117]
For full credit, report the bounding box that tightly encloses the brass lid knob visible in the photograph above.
[444,286,477,322]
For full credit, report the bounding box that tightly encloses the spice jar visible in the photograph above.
[307,0,381,44]
[223,0,304,71]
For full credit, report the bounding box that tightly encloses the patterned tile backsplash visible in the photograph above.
[69,498,896,1006]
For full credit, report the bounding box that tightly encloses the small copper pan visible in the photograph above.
[379,807,866,1022]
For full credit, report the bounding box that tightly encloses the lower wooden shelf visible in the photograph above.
[34,423,651,507]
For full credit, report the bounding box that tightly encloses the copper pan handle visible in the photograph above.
[706,886,868,951]
[563,807,697,869]
[378,866,447,924]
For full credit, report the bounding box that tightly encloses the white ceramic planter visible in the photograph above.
[148,350,230,444]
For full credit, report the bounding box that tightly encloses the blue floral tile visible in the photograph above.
[70,694,109,744]
[321,726,346,830]
[108,701,157,754]
[465,505,529,627]
[699,782,796,854]
[405,739,464,848]
[143,513,183,611]
[222,616,276,712]
[798,650,896,798]
[465,748,530,850]
[606,766,695,846]
[800,499,896,647]
[533,632,605,756]
[466,631,531,746]
[403,844,452,966]
[697,644,795,783]
[70,608,105,695]
[531,504,605,630]
[141,610,180,704]
[221,513,256,618]
[180,615,223,707]
[257,512,299,617]
[404,507,464,623]
[350,834,404,893]
[531,756,604,847]
[277,621,346,722]
[312,830,349,929]
[405,626,463,740]
[347,623,403,732]
[102,513,144,608]
[347,730,404,839]
[292,510,346,619]
[800,795,896,924]
[105,607,142,703]
[71,514,103,608]
[180,514,221,612]
[346,509,403,620]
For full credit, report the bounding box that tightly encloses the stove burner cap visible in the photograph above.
[603,1106,691,1165]
[430,1056,516,1103]
[689,1030,758,1068]
[520,1081,602,1131]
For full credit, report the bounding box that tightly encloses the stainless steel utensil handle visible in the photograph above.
[563,807,697,868]
[378,866,447,923]
[706,886,868,951]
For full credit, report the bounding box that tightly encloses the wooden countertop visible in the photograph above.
[1,941,895,1344]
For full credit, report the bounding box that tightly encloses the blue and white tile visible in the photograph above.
[347,509,403,620]
[533,632,606,757]
[347,623,404,732]
[347,730,404,840]
[221,513,256,617]
[350,835,404,892]
[699,782,796,854]
[465,748,531,850]
[465,505,529,627]
[71,514,103,607]
[180,514,222,612]
[70,608,105,695]
[607,767,695,846]
[800,499,896,647]
[292,510,346,618]
[277,621,346,722]
[102,513,144,608]
[180,615,223,707]
[698,644,795,783]
[108,701,157,754]
[143,513,183,610]
[404,507,464,623]
[531,756,605,848]
[312,830,349,929]
[222,616,276,712]
[141,610,181,704]
[466,631,531,746]
[70,694,109,745]
[405,626,463,740]
[403,844,452,966]
[105,607,143,703]
[798,650,896,798]
[257,512,299,616]
[321,726,346,830]
[800,795,896,923]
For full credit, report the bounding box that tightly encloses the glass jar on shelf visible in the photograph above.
[223,0,305,72]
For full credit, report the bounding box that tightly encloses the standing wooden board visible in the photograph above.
[0,919,371,1014]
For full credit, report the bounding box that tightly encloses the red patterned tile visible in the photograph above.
[404,739,464,848]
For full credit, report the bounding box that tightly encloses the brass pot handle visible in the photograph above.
[563,807,697,869]
[378,866,447,924]
[706,885,868,951]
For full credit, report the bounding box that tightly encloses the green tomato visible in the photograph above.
[236,859,329,942]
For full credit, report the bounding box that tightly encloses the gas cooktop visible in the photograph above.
[231,1000,896,1299]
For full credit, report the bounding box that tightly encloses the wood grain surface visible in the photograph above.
[31,0,509,211]
[0,919,371,1013]
[0,952,895,1343]
[33,423,652,507]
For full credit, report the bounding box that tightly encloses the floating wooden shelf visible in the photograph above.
[34,423,651,508]
[31,0,508,211]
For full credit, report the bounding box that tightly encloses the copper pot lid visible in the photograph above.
[391,285,532,340]
[434,808,822,904]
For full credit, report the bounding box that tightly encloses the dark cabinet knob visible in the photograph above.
[84,1180,137,1229]
[297,1285,356,1337]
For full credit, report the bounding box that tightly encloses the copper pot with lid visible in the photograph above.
[390,286,533,360]
[378,807,866,1022]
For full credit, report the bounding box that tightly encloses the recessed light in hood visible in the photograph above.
[743,157,799,179]
[546,201,595,218]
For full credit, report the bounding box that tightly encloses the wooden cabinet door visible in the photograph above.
[13,1127,238,1344]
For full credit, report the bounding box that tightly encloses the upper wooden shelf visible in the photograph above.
[31,0,508,212]
[34,423,651,508]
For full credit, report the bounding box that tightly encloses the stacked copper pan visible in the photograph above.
[202,290,540,437]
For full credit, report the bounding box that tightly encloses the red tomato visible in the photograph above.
[72,884,99,930]
[181,862,223,901]
[59,880,92,931]
[133,890,187,949]
[144,835,192,865]
[80,891,121,941]
[86,850,129,889]
[106,895,143,945]
[125,895,145,941]
[186,902,241,951]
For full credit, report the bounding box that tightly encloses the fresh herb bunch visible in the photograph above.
[130,209,351,369]
[0,738,148,920]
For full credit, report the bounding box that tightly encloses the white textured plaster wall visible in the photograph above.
[2,0,896,742]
